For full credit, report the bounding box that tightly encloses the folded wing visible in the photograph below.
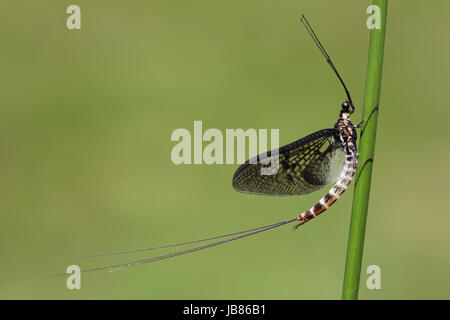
[232,128,345,196]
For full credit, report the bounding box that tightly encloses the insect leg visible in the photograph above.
[356,102,379,128]
[357,154,374,169]
[292,211,314,230]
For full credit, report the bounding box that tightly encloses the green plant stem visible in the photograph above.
[342,0,388,300]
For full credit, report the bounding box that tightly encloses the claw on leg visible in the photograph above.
[292,216,306,231]
[356,102,379,128]
[357,154,375,168]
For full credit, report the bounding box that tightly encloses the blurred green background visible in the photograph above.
[1,0,450,299]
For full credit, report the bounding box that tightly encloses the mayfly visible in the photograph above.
[46,15,372,277]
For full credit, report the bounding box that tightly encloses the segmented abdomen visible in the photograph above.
[294,144,357,229]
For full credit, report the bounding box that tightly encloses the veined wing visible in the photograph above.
[232,128,345,196]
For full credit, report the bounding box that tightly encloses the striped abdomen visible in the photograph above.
[293,146,357,230]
